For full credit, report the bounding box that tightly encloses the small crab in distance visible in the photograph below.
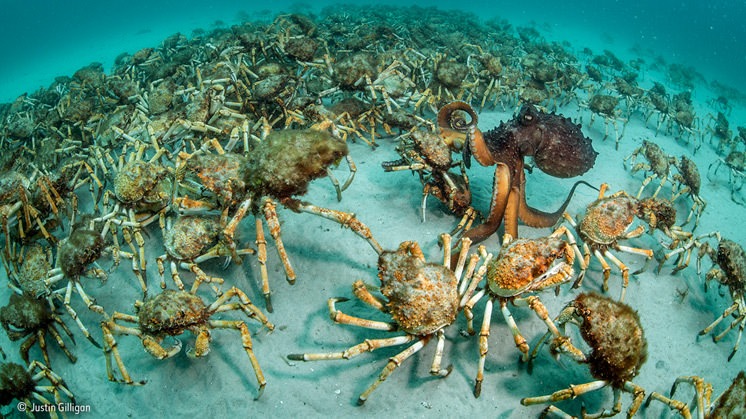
[563,183,655,301]
[460,226,586,397]
[101,285,274,399]
[288,234,482,405]
[624,139,675,199]
[524,293,648,418]
[580,93,627,148]
[708,150,745,206]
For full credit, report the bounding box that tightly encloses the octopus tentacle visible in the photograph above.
[466,127,493,167]
[461,163,512,245]
[437,101,493,167]
[519,180,597,227]
[504,185,521,239]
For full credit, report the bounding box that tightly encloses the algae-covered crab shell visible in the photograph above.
[0,293,53,332]
[0,171,30,204]
[675,155,701,195]
[377,248,459,336]
[0,362,36,406]
[16,244,52,298]
[186,152,249,205]
[113,160,171,208]
[58,229,105,278]
[163,216,221,261]
[246,128,348,199]
[714,239,746,288]
[574,293,647,386]
[486,237,572,298]
[137,289,208,336]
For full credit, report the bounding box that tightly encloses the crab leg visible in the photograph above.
[262,199,296,284]
[254,218,273,311]
[521,379,609,406]
[208,319,267,399]
[473,298,493,397]
[286,199,383,255]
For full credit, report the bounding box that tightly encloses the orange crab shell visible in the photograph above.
[377,246,459,336]
[579,195,637,245]
[486,237,573,297]
[186,152,248,204]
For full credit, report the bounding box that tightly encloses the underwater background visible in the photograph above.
[2,0,746,102]
[1,1,745,418]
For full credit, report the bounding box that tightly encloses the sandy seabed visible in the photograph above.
[1,67,745,419]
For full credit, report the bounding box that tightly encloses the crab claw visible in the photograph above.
[143,335,182,359]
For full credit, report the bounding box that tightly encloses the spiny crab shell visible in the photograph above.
[0,293,52,333]
[58,229,105,278]
[17,244,52,298]
[486,236,573,297]
[246,128,348,200]
[573,293,647,386]
[163,216,221,261]
[409,129,453,171]
[113,160,171,208]
[636,197,676,231]
[136,289,208,336]
[377,243,458,336]
[0,362,35,404]
[579,193,637,247]
[713,239,746,289]
[186,152,248,206]
[675,155,701,194]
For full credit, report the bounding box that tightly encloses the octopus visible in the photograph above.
[438,101,598,246]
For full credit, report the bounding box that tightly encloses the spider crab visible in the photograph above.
[524,293,648,418]
[437,101,597,248]
[288,234,482,405]
[461,226,586,397]
[101,286,273,398]
[0,360,75,418]
[698,237,745,361]
[382,126,477,235]
[0,292,77,366]
[563,184,655,301]
[174,126,382,311]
